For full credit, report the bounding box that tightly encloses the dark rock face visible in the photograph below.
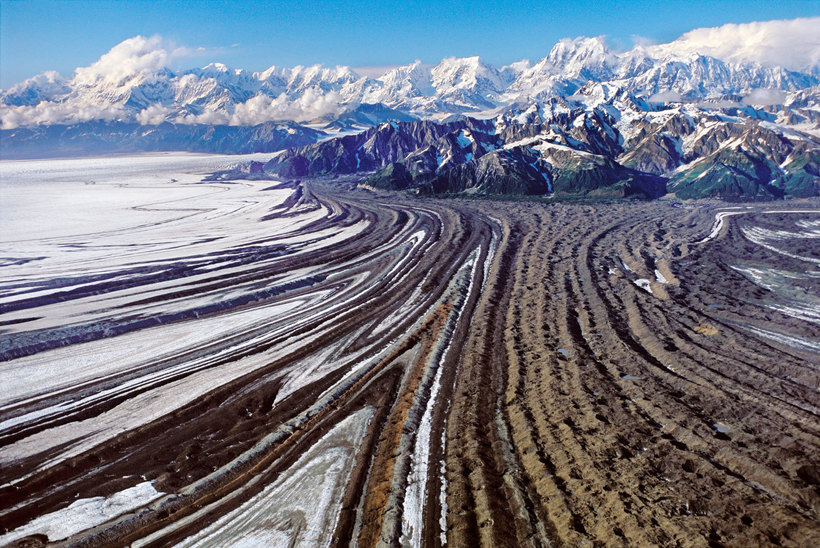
[265,86,820,199]
[620,133,682,175]
[267,119,497,178]
[365,162,414,190]
[423,149,552,196]
[797,464,820,486]
[668,127,820,199]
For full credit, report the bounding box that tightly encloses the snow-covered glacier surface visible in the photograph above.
[1,154,313,465]
[1,153,279,242]
[0,152,499,546]
[0,153,379,543]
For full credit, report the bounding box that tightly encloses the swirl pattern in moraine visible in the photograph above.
[0,157,498,547]
[443,199,819,547]
[1,156,818,547]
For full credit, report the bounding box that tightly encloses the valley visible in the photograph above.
[0,157,818,546]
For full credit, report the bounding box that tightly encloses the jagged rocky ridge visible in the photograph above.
[3,35,820,199]
[3,37,819,129]
[265,83,820,199]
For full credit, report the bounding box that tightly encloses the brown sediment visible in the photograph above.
[442,198,819,547]
[1,183,818,547]
[355,308,448,546]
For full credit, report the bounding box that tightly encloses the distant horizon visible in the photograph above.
[3,13,820,130]
[2,0,820,88]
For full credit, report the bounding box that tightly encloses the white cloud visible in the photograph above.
[631,35,658,48]
[5,71,69,98]
[352,65,402,78]
[647,90,682,103]
[695,99,741,109]
[171,89,348,126]
[0,101,126,129]
[649,17,820,74]
[226,89,347,125]
[73,35,192,86]
[742,88,787,106]
[136,104,174,125]
[176,109,230,125]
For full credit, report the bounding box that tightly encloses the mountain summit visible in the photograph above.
[3,23,820,130]
[2,21,819,201]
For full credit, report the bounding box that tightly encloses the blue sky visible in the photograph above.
[2,0,819,87]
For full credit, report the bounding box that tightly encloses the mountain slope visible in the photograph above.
[2,30,819,200]
[264,86,820,199]
[4,34,819,130]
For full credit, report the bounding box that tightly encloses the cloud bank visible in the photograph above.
[1,102,126,129]
[73,35,192,86]
[170,89,348,126]
[648,17,820,74]
[742,88,788,106]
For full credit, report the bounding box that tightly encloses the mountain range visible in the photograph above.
[3,36,818,128]
[264,83,820,200]
[2,32,819,199]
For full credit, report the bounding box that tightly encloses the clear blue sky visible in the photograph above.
[2,0,819,87]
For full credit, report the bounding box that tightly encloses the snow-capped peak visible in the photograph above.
[499,59,532,85]
[545,36,615,79]
[370,61,434,100]
[431,56,503,92]
[198,62,230,74]
[3,23,820,129]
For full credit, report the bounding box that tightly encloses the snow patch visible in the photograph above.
[177,408,374,548]
[654,269,669,284]
[0,482,162,545]
[456,130,474,149]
